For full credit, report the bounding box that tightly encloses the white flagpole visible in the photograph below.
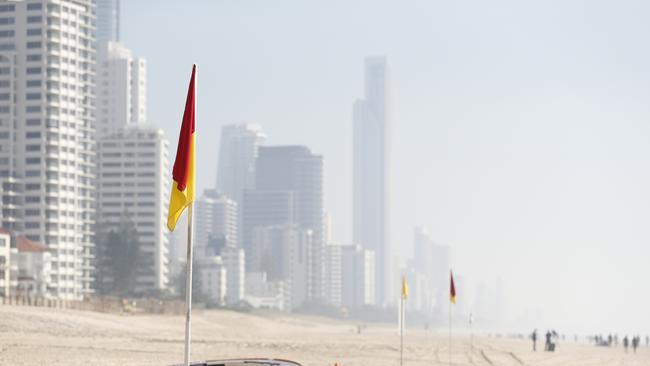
[400,295,404,366]
[449,298,452,366]
[183,204,195,366]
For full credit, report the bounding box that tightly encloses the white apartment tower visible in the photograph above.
[353,56,390,305]
[95,41,145,136]
[0,0,96,299]
[96,126,170,292]
[194,189,237,255]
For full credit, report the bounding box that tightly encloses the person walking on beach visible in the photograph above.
[623,336,629,353]
[532,329,538,351]
[545,330,552,351]
[646,335,649,347]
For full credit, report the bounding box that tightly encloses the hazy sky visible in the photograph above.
[122,0,650,333]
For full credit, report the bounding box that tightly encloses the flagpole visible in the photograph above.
[399,297,403,366]
[449,296,452,366]
[183,204,195,366]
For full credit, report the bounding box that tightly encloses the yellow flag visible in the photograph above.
[401,275,409,300]
[167,65,196,231]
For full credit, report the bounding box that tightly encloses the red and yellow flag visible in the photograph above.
[167,65,196,231]
[450,270,457,304]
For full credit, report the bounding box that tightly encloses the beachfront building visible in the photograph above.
[0,0,96,299]
[96,126,170,293]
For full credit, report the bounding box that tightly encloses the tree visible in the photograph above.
[95,214,142,296]
[174,258,206,304]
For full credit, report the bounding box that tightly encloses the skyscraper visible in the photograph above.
[95,41,146,136]
[215,123,266,209]
[241,145,325,305]
[96,126,170,292]
[0,0,96,299]
[95,0,119,43]
[194,189,237,255]
[353,56,390,305]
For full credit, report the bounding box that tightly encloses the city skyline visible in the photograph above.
[0,0,648,336]
[118,0,650,333]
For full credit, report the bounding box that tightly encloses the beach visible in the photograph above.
[0,305,647,366]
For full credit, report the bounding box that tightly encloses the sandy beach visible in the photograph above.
[0,305,647,366]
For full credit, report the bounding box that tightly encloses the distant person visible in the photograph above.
[608,334,613,347]
[646,335,649,347]
[531,329,538,351]
[623,336,629,352]
[633,336,639,353]
[545,330,553,351]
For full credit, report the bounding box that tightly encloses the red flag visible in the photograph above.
[167,65,196,231]
[450,270,457,304]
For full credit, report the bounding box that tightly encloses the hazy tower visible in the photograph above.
[96,0,120,43]
[353,56,390,305]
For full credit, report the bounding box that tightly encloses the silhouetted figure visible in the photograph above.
[545,330,554,351]
[623,336,629,353]
[646,335,649,347]
[532,329,538,351]
[632,336,639,353]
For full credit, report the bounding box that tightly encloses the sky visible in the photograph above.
[122,0,650,334]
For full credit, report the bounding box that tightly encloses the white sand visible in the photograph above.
[0,305,647,366]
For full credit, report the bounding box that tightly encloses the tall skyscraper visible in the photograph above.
[353,56,390,305]
[194,189,237,255]
[254,146,324,301]
[96,0,119,43]
[241,145,324,306]
[216,123,266,209]
[0,0,96,299]
[96,126,170,292]
[95,41,146,136]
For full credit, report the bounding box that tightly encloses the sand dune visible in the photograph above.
[0,305,647,366]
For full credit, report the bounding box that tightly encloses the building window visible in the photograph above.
[27,3,43,10]
[0,18,15,25]
[0,43,15,51]
[26,28,42,36]
[26,106,41,113]
[0,30,14,38]
[26,41,42,49]
[0,5,15,12]
[26,67,41,74]
[26,54,41,62]
[26,16,42,23]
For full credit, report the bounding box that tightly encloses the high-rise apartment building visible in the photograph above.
[324,243,342,307]
[250,224,311,311]
[216,123,266,208]
[0,0,96,299]
[95,41,145,136]
[252,146,324,302]
[96,126,170,292]
[353,56,390,305]
[341,245,375,309]
[216,123,265,254]
[95,0,118,43]
[194,189,237,255]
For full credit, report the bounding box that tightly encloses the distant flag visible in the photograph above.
[167,65,196,231]
[401,275,409,300]
[450,270,457,304]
